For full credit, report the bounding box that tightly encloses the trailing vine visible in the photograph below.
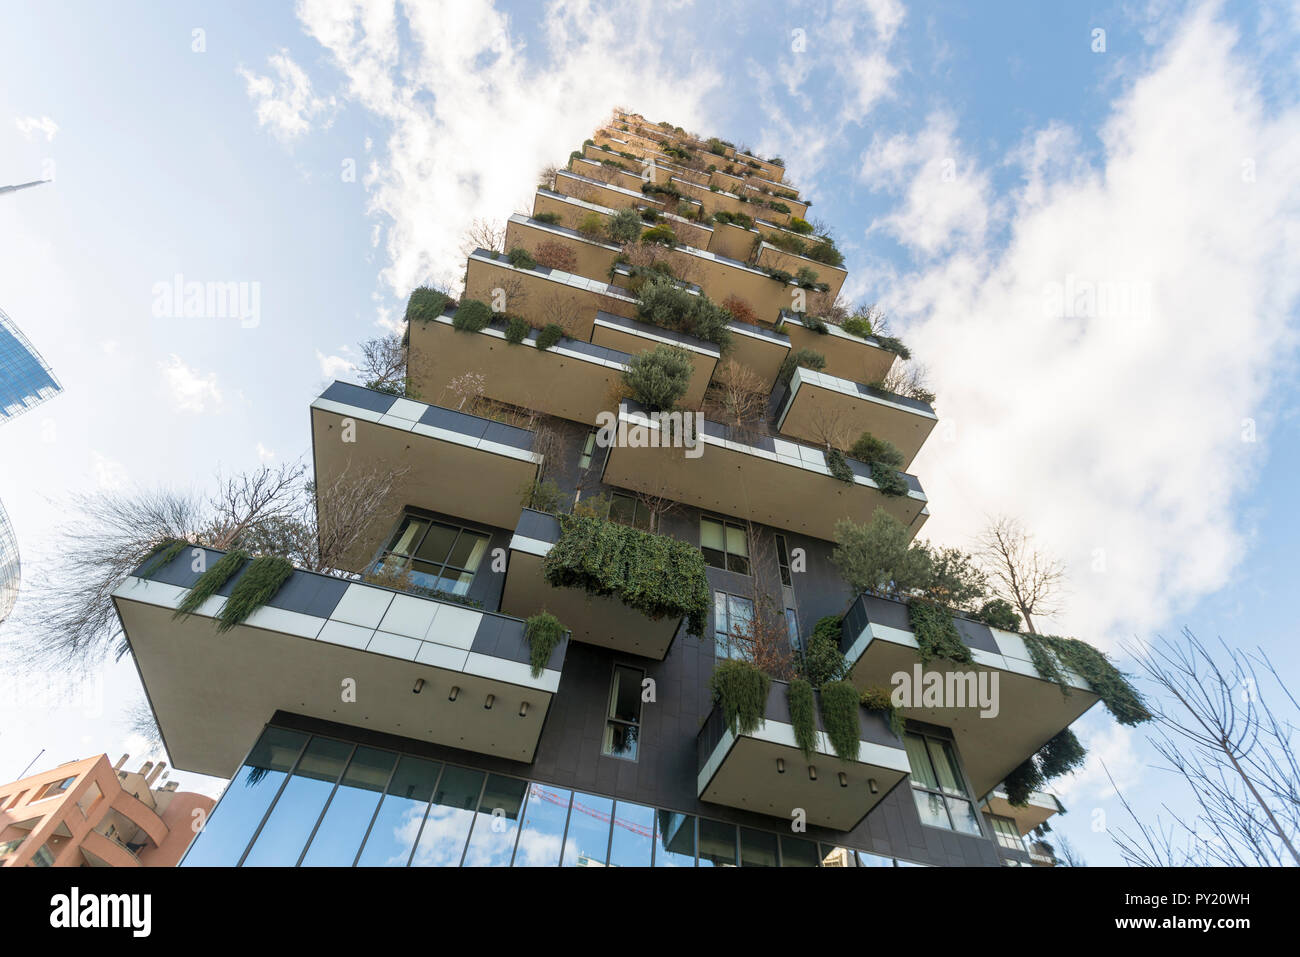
[907,600,974,666]
[710,659,771,737]
[787,678,817,760]
[818,680,862,762]
[860,686,906,739]
[174,549,248,619]
[524,612,566,677]
[215,556,293,633]
[1021,633,1151,726]
[826,447,854,483]
[139,538,188,578]
[1003,727,1087,806]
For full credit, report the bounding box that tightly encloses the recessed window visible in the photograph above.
[578,430,597,470]
[904,732,981,836]
[701,517,749,574]
[372,514,490,597]
[713,591,755,660]
[35,777,75,801]
[602,666,644,761]
[784,607,801,651]
[609,492,652,531]
[775,533,793,586]
[989,815,1027,853]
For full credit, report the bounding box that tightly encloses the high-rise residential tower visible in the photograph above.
[112,112,1144,867]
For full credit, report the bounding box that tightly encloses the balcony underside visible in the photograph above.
[725,320,791,388]
[781,315,898,385]
[987,791,1062,835]
[841,595,1099,798]
[777,368,938,469]
[601,403,928,542]
[757,245,845,301]
[114,561,565,778]
[310,382,540,570]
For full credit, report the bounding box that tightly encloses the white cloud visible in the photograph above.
[15,115,58,141]
[159,354,222,414]
[256,442,276,462]
[316,348,355,380]
[872,5,1300,647]
[238,50,337,143]
[90,452,129,490]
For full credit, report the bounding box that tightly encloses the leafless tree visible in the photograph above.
[537,164,559,191]
[736,523,795,680]
[1105,630,1300,867]
[705,359,768,434]
[357,333,406,392]
[461,217,506,257]
[1054,834,1085,867]
[871,361,936,406]
[975,516,1065,634]
[125,697,164,753]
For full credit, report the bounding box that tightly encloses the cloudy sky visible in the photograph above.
[1,0,1297,865]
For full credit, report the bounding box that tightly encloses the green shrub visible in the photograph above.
[787,679,818,760]
[543,514,711,636]
[535,323,565,351]
[641,181,683,202]
[1005,728,1088,806]
[851,434,904,469]
[768,201,792,215]
[875,335,911,360]
[139,538,189,578]
[635,277,731,351]
[1021,634,1151,725]
[607,207,643,243]
[216,556,294,632]
[504,316,531,345]
[860,687,906,738]
[507,247,537,270]
[405,286,452,324]
[710,659,771,737]
[819,680,861,761]
[800,617,847,685]
[621,344,694,410]
[576,212,607,239]
[765,267,795,285]
[777,347,826,385]
[532,211,561,225]
[826,448,854,484]
[805,241,844,268]
[788,216,814,235]
[908,600,974,665]
[639,207,661,223]
[525,612,566,678]
[795,266,820,288]
[707,137,727,156]
[1003,757,1043,807]
[520,477,568,513]
[975,598,1021,631]
[640,224,677,247]
[801,313,829,334]
[174,549,248,619]
[870,464,909,497]
[841,316,873,339]
[452,299,492,333]
[832,508,932,597]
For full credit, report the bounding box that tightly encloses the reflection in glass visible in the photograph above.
[183,727,307,866]
[410,766,484,867]
[740,827,778,867]
[462,775,527,867]
[947,797,982,836]
[780,836,820,867]
[514,784,570,867]
[653,811,695,867]
[913,790,950,830]
[242,736,352,866]
[855,849,897,867]
[608,801,654,867]
[356,756,442,867]
[562,791,613,867]
[697,818,737,867]
[300,746,396,866]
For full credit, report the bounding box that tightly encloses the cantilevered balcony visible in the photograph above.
[553,169,660,219]
[601,401,928,542]
[986,788,1064,836]
[531,188,716,252]
[499,509,683,660]
[114,547,567,778]
[463,248,639,338]
[726,318,791,387]
[776,367,938,469]
[838,594,1101,798]
[310,381,540,568]
[756,242,846,301]
[590,312,719,409]
[504,213,622,280]
[779,312,899,386]
[407,312,631,426]
[569,156,644,193]
[696,680,910,830]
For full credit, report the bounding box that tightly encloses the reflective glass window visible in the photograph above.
[513,784,570,866]
[653,811,695,867]
[562,791,613,867]
[243,736,352,866]
[356,756,442,867]
[410,766,484,866]
[300,746,397,866]
[462,775,528,867]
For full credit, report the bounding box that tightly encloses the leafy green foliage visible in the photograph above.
[787,678,817,759]
[532,211,561,225]
[607,207,643,244]
[841,316,873,339]
[640,224,677,247]
[641,181,684,202]
[1003,757,1042,807]
[921,547,990,611]
[805,242,844,268]
[1022,634,1152,725]
[832,509,930,597]
[576,211,606,239]
[859,687,906,739]
[710,659,771,737]
[850,433,904,469]
[139,538,188,578]
[505,316,531,345]
[874,335,911,360]
[819,680,862,761]
[535,323,565,351]
[870,464,909,496]
[174,549,248,619]
[908,599,974,665]
[635,277,732,351]
[788,216,814,235]
[507,247,537,269]
[777,347,826,385]
[974,598,1021,631]
[826,448,853,484]
[800,617,848,685]
[405,286,452,324]
[525,612,566,678]
[621,344,694,411]
[215,556,293,632]
[795,266,820,288]
[451,299,492,333]
[800,313,829,334]
[543,514,711,636]
[1004,728,1087,806]
[712,210,754,229]
[767,201,792,215]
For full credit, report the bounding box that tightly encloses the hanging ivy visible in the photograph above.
[1003,756,1043,807]
[1003,728,1087,807]
[215,556,294,633]
[818,680,862,762]
[138,538,188,578]
[787,678,817,760]
[1021,633,1151,726]
[826,447,854,483]
[174,550,248,619]
[860,686,906,738]
[907,600,974,666]
[710,659,770,737]
[524,612,566,678]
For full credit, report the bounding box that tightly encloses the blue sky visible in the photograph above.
[1,0,1297,866]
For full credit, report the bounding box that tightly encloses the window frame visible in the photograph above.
[904,730,984,837]
[600,664,645,763]
[699,516,751,575]
[370,511,493,598]
[713,590,756,660]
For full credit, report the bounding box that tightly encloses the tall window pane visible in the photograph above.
[697,818,737,867]
[602,666,643,760]
[653,811,695,867]
[562,791,613,867]
[462,775,527,867]
[300,746,396,867]
[927,738,963,795]
[183,727,307,866]
[356,756,442,867]
[740,827,778,867]
[513,784,570,867]
[242,736,352,866]
[903,734,937,789]
[410,766,484,867]
[608,801,654,867]
[780,836,820,867]
[913,789,949,829]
